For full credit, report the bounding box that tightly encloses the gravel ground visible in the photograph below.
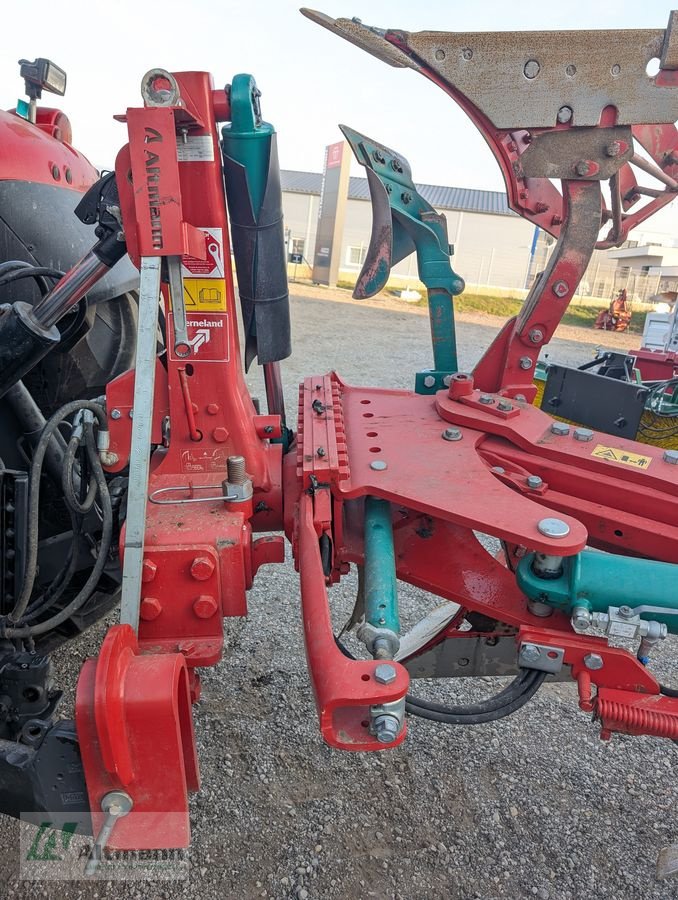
[2,291,677,900]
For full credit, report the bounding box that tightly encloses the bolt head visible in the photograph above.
[521,643,542,663]
[524,59,540,79]
[212,427,228,443]
[190,556,215,581]
[442,428,462,442]
[423,375,436,388]
[110,408,122,420]
[193,594,218,619]
[374,663,397,685]
[141,558,157,583]
[206,403,220,415]
[573,427,594,442]
[140,596,162,621]
[584,653,604,671]
[537,517,570,538]
[529,329,544,344]
[551,422,570,436]
[606,141,622,158]
[552,280,569,298]
[373,714,400,744]
[479,394,494,404]
[443,375,452,387]
[663,449,678,465]
[557,105,573,123]
[519,356,533,370]
[497,400,513,411]
[526,475,543,489]
[370,460,387,471]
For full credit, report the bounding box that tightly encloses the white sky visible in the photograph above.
[4,0,678,237]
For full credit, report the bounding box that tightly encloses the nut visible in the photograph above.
[551,422,570,436]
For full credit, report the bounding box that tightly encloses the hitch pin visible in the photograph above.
[84,790,133,877]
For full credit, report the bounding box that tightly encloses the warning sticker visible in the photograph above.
[176,135,214,163]
[181,228,224,278]
[591,444,652,470]
[183,277,227,312]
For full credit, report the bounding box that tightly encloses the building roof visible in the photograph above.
[280,169,516,217]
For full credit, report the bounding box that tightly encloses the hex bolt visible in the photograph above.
[442,427,462,442]
[206,403,220,415]
[571,605,591,630]
[372,149,386,164]
[461,47,473,60]
[497,400,513,412]
[606,141,622,157]
[370,460,388,471]
[193,594,218,619]
[141,559,157,583]
[526,475,543,489]
[391,158,403,174]
[401,192,412,205]
[529,328,544,344]
[139,596,162,621]
[557,106,573,123]
[227,455,247,484]
[573,427,594,442]
[110,408,121,420]
[515,394,527,402]
[584,653,604,671]
[523,59,540,79]
[537,517,571,538]
[423,375,436,388]
[479,394,494,404]
[552,280,569,298]
[619,605,634,619]
[574,159,591,176]
[212,427,228,443]
[521,643,542,664]
[551,422,570,436]
[519,356,533,370]
[663,449,678,465]
[373,714,401,744]
[443,375,452,387]
[374,663,397,685]
[190,556,215,581]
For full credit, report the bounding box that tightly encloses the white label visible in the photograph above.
[608,622,636,638]
[177,135,214,162]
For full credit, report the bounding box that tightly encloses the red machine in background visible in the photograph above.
[3,11,678,869]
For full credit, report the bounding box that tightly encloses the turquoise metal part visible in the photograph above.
[516,550,678,632]
[364,496,400,634]
[339,125,464,392]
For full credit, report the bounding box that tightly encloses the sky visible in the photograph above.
[3,0,678,237]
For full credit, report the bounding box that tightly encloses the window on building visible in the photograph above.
[346,245,367,267]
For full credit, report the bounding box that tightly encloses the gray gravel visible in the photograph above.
[3,292,678,900]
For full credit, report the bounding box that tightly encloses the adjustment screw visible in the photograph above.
[537,517,570,538]
[521,643,541,664]
[551,422,570,436]
[442,427,462,442]
[663,449,678,465]
[526,475,543,490]
[519,356,533,370]
[479,395,494,405]
[584,653,604,671]
[552,280,569,298]
[573,427,594,442]
[190,556,215,581]
[374,663,397,685]
[423,375,436,388]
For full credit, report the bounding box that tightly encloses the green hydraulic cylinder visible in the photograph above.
[364,497,400,636]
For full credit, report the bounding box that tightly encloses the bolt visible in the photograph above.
[190,556,215,581]
[110,408,121,420]
[227,455,247,484]
[529,328,544,344]
[212,427,228,443]
[316,447,326,457]
[479,394,494,404]
[65,168,72,184]
[442,427,462,442]
[557,106,573,124]
[515,394,527,402]
[461,47,473,60]
[390,158,403,174]
[423,375,436,388]
[141,559,157,583]
[537,517,571,538]
[374,663,397,685]
[552,280,569,298]
[618,605,634,619]
[606,141,622,158]
[140,596,162,621]
[610,63,621,76]
[264,425,274,434]
[565,64,577,76]
[443,375,452,387]
[584,653,604,671]
[497,400,513,412]
[206,403,220,415]
[572,606,591,630]
[551,422,570,436]
[370,460,387,471]
[434,49,446,61]
[51,164,60,180]
[373,714,400,744]
[491,466,505,474]
[521,643,542,664]
[401,192,412,205]
[574,159,592,177]
[526,475,543,489]
[535,201,549,214]
[663,449,678,465]
[523,59,540,79]
[372,149,385,164]
[193,594,218,619]
[519,356,533,370]
[573,427,594,442]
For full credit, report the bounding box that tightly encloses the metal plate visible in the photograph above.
[519,127,633,180]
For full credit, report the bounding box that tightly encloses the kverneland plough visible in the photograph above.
[1,8,678,867]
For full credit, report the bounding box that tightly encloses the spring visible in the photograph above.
[595,697,678,739]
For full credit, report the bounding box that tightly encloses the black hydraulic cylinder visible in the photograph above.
[0,302,60,401]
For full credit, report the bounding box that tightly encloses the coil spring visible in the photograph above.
[595,697,678,739]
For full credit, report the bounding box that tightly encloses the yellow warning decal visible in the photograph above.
[182,277,227,312]
[591,444,652,469]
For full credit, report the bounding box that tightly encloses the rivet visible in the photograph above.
[524,59,540,79]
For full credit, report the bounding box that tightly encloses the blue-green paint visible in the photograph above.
[517,550,678,633]
[364,496,400,634]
